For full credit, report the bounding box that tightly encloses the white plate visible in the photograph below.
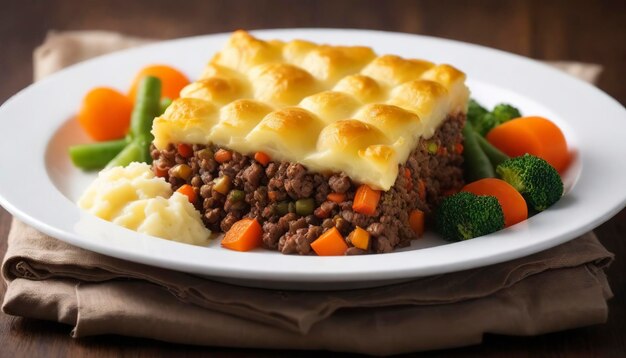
[1,29,625,290]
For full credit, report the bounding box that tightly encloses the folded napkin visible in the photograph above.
[1,31,613,355]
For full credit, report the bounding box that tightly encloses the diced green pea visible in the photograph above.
[427,141,439,154]
[276,201,290,216]
[295,198,315,216]
[228,189,245,203]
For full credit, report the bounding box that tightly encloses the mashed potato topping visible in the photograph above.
[78,162,211,245]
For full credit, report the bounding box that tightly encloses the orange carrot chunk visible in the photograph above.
[486,116,569,173]
[254,151,271,166]
[462,178,528,227]
[222,218,263,252]
[77,87,133,141]
[352,184,381,215]
[176,184,197,204]
[327,192,346,204]
[128,64,190,100]
[311,227,348,256]
[348,226,370,250]
[409,209,425,237]
[214,149,232,163]
[177,143,193,158]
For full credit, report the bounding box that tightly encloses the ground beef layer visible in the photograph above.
[151,113,465,255]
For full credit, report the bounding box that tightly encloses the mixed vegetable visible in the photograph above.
[69,65,190,170]
[436,99,568,241]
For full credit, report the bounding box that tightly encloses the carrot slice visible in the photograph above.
[408,209,425,237]
[348,226,370,250]
[311,227,348,256]
[77,87,133,141]
[486,116,569,173]
[221,218,263,252]
[128,64,190,100]
[462,178,528,227]
[327,192,346,204]
[177,143,193,158]
[176,184,197,204]
[214,149,232,163]
[352,184,381,215]
[254,151,271,166]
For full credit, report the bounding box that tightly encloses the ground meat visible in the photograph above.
[329,174,351,193]
[152,113,465,255]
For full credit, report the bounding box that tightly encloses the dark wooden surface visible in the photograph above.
[1,0,625,356]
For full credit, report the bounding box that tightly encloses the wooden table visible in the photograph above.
[1,0,624,355]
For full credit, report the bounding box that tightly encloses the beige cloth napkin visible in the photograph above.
[1,31,613,355]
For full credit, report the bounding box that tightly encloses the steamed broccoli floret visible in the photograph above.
[467,99,488,124]
[473,112,499,137]
[467,100,523,136]
[496,154,563,212]
[492,103,522,123]
[436,192,505,241]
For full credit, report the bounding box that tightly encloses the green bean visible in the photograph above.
[475,134,509,168]
[105,140,142,169]
[288,201,296,214]
[462,121,494,182]
[295,198,315,216]
[128,76,162,164]
[68,138,128,170]
[129,76,162,138]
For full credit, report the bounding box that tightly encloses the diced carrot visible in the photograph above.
[77,87,133,141]
[455,143,464,154]
[404,168,413,192]
[176,184,197,204]
[154,165,168,178]
[254,151,271,166]
[327,192,346,203]
[128,64,190,100]
[462,178,528,227]
[268,191,278,202]
[177,143,193,158]
[221,218,263,252]
[311,227,348,256]
[486,116,569,173]
[352,184,381,216]
[408,209,425,237]
[417,179,426,201]
[214,149,232,163]
[348,226,370,250]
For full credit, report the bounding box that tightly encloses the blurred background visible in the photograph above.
[1,0,625,105]
[0,0,625,355]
